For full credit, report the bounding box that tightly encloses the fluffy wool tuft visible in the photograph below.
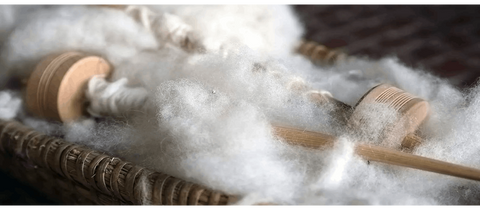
[147,5,304,58]
[0,90,21,120]
[1,5,480,205]
[0,5,158,87]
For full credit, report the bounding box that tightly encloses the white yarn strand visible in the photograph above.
[86,76,149,118]
[124,5,201,52]
[85,66,335,121]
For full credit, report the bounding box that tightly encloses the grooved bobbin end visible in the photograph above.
[26,52,112,122]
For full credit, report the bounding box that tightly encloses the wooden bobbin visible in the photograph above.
[350,84,430,150]
[306,83,430,151]
[296,39,429,150]
[25,52,112,122]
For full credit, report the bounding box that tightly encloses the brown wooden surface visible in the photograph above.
[26,52,112,122]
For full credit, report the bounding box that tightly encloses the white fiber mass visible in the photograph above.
[0,90,21,120]
[1,5,480,205]
[0,5,158,87]
[147,5,304,57]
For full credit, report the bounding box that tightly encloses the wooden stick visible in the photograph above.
[273,125,480,182]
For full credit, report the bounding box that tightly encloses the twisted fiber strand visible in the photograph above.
[86,68,334,120]
[0,119,236,205]
[123,5,202,52]
[100,2,342,105]
[86,76,149,118]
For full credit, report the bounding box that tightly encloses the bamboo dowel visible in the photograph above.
[273,125,480,182]
[355,144,480,181]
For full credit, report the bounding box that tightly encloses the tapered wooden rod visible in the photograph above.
[272,125,480,182]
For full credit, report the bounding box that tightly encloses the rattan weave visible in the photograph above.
[0,119,236,205]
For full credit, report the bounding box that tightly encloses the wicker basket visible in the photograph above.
[0,120,236,205]
[0,41,335,205]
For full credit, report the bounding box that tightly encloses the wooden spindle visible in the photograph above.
[273,125,480,182]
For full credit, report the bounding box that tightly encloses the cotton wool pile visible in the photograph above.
[1,5,480,205]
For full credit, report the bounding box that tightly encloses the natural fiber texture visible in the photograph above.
[0,119,236,205]
[0,38,343,205]
[86,76,149,118]
[0,40,337,205]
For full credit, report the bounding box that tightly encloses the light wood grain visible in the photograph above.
[273,125,480,182]
[25,52,112,122]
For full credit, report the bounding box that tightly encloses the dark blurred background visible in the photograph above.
[1,5,480,204]
[295,5,480,89]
